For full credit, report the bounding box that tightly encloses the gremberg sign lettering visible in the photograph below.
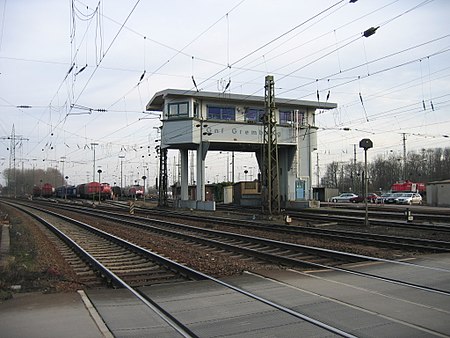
[204,126,281,137]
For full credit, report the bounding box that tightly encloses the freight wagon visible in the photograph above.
[55,185,77,199]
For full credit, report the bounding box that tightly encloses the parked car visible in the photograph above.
[350,193,379,203]
[384,192,404,204]
[375,193,393,204]
[330,193,358,203]
[396,192,422,205]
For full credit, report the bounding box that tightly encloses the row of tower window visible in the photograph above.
[167,102,305,125]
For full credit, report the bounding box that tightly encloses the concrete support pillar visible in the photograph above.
[196,141,209,201]
[180,149,189,200]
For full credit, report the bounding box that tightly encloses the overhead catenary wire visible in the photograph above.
[192,0,349,93]
[68,0,141,115]
[234,0,401,83]
[2,1,449,186]
[106,0,248,110]
[200,0,440,100]
[25,0,142,158]
[279,36,450,101]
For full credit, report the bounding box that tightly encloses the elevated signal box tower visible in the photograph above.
[146,80,336,211]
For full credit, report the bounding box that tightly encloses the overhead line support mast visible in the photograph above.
[158,147,168,207]
[262,75,280,216]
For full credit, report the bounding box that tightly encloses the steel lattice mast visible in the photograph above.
[1,125,28,197]
[262,75,280,215]
[158,147,168,207]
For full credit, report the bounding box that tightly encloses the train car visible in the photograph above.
[391,180,425,193]
[67,185,77,198]
[111,186,122,199]
[77,182,101,199]
[100,183,112,200]
[123,185,144,199]
[41,183,54,198]
[32,186,41,197]
[55,185,77,199]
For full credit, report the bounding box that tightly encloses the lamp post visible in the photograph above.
[359,138,373,226]
[97,169,102,203]
[60,156,66,186]
[119,154,125,194]
[91,142,98,182]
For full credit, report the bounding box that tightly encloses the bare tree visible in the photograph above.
[323,147,450,193]
[2,167,65,196]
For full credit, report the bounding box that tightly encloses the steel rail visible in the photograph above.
[7,202,198,338]
[29,201,450,297]
[4,200,359,338]
[39,199,450,252]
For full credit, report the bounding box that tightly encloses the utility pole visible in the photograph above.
[353,144,357,193]
[1,125,29,197]
[402,133,407,180]
[262,75,280,216]
[231,151,235,183]
[91,142,98,182]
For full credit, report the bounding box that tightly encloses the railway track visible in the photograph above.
[11,203,202,288]
[10,200,450,296]
[217,202,450,230]
[98,200,450,252]
[3,201,366,338]
[22,201,365,270]
[4,199,450,336]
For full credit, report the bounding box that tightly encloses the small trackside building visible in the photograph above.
[426,179,450,207]
[146,88,337,210]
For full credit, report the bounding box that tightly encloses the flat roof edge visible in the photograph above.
[146,89,337,111]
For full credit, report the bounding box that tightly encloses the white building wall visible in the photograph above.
[162,120,296,147]
[427,181,450,207]
[150,90,334,204]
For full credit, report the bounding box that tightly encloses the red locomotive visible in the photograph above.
[100,183,112,200]
[77,182,112,200]
[77,182,101,199]
[391,180,425,193]
[41,183,54,198]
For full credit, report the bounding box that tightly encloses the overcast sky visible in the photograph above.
[0,0,449,187]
